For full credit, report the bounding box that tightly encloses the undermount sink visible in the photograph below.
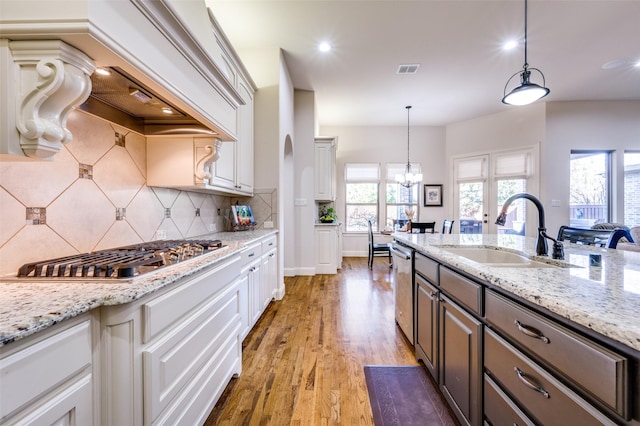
[441,247,572,268]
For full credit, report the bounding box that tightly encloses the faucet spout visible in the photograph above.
[495,193,548,256]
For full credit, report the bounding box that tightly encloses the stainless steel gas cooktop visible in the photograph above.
[16,240,225,279]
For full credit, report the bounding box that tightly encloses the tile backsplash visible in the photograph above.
[0,110,276,277]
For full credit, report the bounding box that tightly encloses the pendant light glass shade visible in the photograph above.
[396,105,423,188]
[502,0,550,106]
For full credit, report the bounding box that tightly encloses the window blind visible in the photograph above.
[455,156,486,182]
[345,163,379,182]
[494,151,530,178]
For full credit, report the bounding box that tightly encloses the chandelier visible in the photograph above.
[502,0,550,105]
[396,105,423,188]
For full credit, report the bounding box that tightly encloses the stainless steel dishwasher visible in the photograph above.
[390,241,414,345]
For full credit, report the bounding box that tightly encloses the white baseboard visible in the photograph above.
[342,251,368,257]
[284,266,316,276]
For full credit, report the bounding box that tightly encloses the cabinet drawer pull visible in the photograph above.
[248,253,255,257]
[514,367,550,398]
[515,320,550,343]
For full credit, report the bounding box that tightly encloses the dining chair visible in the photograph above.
[410,222,436,234]
[367,219,391,269]
[442,220,455,234]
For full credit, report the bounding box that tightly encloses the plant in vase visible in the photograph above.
[320,206,337,223]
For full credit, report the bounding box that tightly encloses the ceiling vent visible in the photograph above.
[397,64,420,75]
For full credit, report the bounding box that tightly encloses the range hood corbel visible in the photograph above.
[8,40,95,159]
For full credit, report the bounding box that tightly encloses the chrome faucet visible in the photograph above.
[495,193,562,258]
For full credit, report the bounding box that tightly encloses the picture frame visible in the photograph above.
[423,184,443,207]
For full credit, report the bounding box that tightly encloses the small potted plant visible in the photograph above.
[320,206,337,223]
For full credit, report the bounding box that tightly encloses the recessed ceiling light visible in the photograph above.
[601,59,626,70]
[318,42,331,53]
[503,40,518,50]
[634,61,640,68]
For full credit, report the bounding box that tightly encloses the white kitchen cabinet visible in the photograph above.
[210,76,254,195]
[315,223,341,274]
[261,235,278,307]
[0,313,97,425]
[240,242,263,337]
[314,137,337,201]
[100,254,243,426]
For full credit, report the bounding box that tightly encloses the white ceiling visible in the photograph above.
[207,0,640,127]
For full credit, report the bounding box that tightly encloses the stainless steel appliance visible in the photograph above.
[390,241,414,344]
[16,240,224,279]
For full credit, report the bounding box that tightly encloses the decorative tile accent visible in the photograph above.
[165,208,171,218]
[26,207,46,225]
[115,131,126,147]
[195,208,201,217]
[116,208,126,220]
[79,163,93,179]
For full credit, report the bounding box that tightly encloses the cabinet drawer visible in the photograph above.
[484,329,616,426]
[143,255,241,342]
[415,252,438,284]
[440,267,482,315]
[261,235,277,252]
[143,280,242,422]
[485,290,628,417]
[0,319,92,420]
[242,242,261,266]
[484,374,535,426]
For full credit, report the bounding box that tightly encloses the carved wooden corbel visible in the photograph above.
[194,138,222,183]
[10,40,95,159]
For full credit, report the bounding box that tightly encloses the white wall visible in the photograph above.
[277,51,295,281]
[445,100,640,237]
[293,90,317,274]
[234,47,294,292]
[321,124,446,256]
[544,101,640,234]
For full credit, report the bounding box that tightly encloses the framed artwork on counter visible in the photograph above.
[423,184,443,207]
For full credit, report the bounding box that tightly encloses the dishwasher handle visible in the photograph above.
[390,245,411,260]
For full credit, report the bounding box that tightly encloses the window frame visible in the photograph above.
[344,163,380,232]
[569,150,612,227]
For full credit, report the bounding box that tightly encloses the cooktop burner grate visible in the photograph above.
[17,239,224,279]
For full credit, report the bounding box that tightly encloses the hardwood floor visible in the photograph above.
[205,257,419,425]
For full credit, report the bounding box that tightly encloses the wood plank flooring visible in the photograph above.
[204,257,419,425]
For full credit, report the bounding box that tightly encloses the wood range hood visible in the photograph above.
[0,0,248,159]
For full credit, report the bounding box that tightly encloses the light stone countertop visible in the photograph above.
[0,230,277,346]
[392,232,640,354]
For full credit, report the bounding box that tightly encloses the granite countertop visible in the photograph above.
[0,230,277,347]
[392,232,640,353]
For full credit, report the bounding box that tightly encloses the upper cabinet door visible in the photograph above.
[236,78,254,194]
[314,137,337,201]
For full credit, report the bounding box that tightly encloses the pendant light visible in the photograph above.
[395,106,423,188]
[502,0,550,106]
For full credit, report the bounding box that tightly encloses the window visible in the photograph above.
[624,151,640,227]
[454,149,534,235]
[386,164,419,230]
[494,151,530,235]
[570,151,611,227]
[344,162,422,232]
[345,163,379,232]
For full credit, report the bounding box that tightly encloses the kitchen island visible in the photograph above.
[392,232,640,426]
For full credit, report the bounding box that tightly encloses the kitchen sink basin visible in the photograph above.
[440,247,572,268]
